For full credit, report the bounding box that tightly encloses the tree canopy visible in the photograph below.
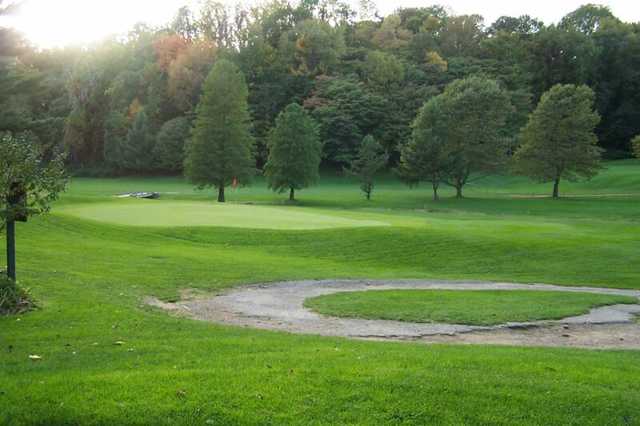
[438,76,513,198]
[1,1,638,180]
[632,136,640,159]
[346,135,388,200]
[265,103,321,201]
[398,96,449,201]
[513,84,602,198]
[0,132,67,228]
[184,59,255,202]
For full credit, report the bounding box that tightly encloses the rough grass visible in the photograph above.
[0,160,639,424]
[304,289,638,326]
[0,276,35,315]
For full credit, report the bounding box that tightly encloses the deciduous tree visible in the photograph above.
[438,76,513,198]
[153,117,191,172]
[513,84,602,198]
[122,110,155,172]
[630,135,640,159]
[346,135,388,200]
[0,132,67,281]
[397,96,449,201]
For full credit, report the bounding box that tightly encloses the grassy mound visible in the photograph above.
[304,290,638,326]
[59,200,388,229]
[0,276,35,315]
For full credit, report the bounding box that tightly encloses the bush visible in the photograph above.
[0,275,35,315]
[632,135,640,159]
[153,116,191,172]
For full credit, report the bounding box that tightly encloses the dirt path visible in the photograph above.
[148,280,640,349]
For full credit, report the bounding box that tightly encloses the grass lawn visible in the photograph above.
[1,160,640,424]
[304,290,638,326]
[59,199,388,229]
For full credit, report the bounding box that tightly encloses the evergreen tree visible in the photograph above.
[265,103,321,201]
[184,60,255,202]
[346,135,388,200]
[513,84,602,198]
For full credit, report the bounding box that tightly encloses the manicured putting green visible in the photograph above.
[304,290,637,326]
[59,200,388,229]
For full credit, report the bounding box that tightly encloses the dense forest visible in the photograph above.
[1,1,639,175]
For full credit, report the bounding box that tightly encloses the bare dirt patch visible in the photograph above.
[147,280,640,349]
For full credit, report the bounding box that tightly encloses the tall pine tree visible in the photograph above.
[265,103,321,201]
[185,60,254,202]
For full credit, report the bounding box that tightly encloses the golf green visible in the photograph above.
[59,199,389,229]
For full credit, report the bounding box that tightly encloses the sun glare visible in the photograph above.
[4,0,640,49]
[9,0,185,48]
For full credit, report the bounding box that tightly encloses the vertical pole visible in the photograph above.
[6,219,16,281]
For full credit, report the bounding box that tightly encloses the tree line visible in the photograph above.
[1,1,639,195]
[187,57,602,200]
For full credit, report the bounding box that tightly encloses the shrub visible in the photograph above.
[632,135,640,159]
[0,275,35,315]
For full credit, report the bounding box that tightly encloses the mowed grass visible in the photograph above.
[59,199,388,229]
[1,160,640,424]
[304,290,638,326]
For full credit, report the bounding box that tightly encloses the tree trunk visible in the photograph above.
[289,187,295,201]
[455,184,463,199]
[217,186,225,203]
[6,219,16,281]
[432,184,439,201]
[366,190,371,201]
[552,178,560,199]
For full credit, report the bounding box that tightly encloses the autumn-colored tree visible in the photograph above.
[168,41,217,113]
[153,34,189,72]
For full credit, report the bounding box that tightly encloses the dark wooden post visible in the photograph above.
[6,219,15,281]
[6,182,26,281]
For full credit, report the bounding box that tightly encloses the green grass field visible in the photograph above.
[60,199,388,229]
[1,160,640,424]
[304,290,638,325]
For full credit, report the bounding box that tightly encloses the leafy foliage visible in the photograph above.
[632,135,640,159]
[441,77,513,197]
[153,117,191,172]
[0,275,35,315]
[2,1,640,177]
[121,110,155,172]
[0,132,67,229]
[345,135,388,200]
[398,96,449,200]
[265,103,321,200]
[513,84,602,198]
[184,60,255,202]
[306,77,386,164]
